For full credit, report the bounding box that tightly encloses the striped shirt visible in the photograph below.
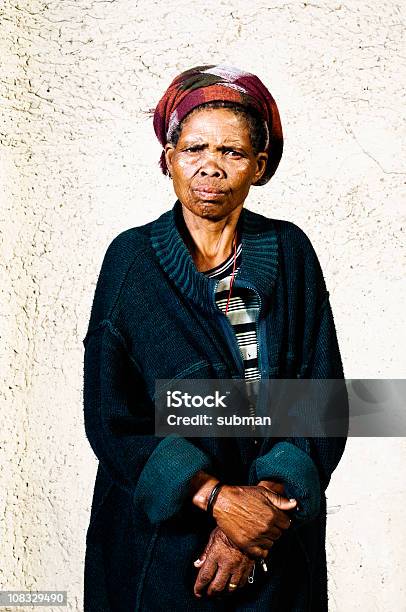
[202,240,262,388]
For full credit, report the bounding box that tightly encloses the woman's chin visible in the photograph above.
[179,198,223,218]
[194,202,227,220]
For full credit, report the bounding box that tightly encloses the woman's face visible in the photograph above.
[165,108,268,221]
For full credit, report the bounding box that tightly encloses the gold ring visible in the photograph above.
[229,583,238,589]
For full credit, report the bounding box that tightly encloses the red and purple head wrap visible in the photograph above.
[153,64,283,186]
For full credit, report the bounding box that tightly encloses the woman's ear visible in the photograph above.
[164,143,175,177]
[252,152,268,185]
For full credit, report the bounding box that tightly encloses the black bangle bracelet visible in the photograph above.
[206,482,223,515]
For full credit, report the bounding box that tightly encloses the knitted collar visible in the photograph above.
[150,199,279,315]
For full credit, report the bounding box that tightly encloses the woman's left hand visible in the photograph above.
[193,526,255,599]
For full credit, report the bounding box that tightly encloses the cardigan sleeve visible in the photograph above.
[249,293,348,525]
[83,320,213,525]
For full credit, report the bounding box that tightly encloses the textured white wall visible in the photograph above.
[1,0,405,610]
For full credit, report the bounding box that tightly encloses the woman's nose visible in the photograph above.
[199,157,225,178]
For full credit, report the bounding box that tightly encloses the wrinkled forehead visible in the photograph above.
[173,107,255,144]
[167,101,269,150]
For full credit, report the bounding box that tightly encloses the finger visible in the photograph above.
[243,539,273,557]
[255,534,277,550]
[194,532,215,568]
[194,560,217,598]
[273,510,294,530]
[194,554,207,567]
[259,480,286,496]
[206,567,230,597]
[268,526,282,540]
[194,534,213,567]
[240,562,255,587]
[265,491,297,510]
[249,545,271,559]
[239,530,276,552]
[227,571,244,593]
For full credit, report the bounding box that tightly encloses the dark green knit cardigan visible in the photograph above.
[82,199,348,611]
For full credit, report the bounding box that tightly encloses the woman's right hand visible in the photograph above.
[212,484,297,558]
[193,527,254,599]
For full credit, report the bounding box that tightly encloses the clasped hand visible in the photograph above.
[193,480,297,599]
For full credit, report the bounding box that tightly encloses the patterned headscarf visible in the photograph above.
[153,64,283,186]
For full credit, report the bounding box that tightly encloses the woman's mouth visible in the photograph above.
[193,188,226,200]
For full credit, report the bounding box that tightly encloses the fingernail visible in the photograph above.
[289,498,296,503]
[194,559,203,567]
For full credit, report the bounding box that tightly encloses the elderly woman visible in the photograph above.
[82,65,347,611]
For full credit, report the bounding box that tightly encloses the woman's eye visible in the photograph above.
[225,149,242,157]
[184,146,201,153]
